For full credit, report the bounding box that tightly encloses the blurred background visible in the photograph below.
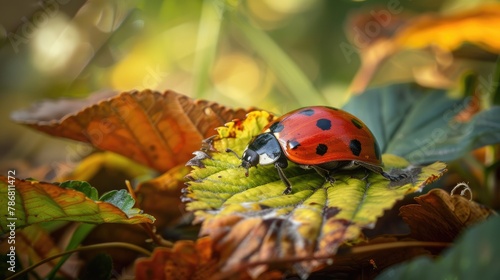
[0,0,498,180]
[1,1,499,277]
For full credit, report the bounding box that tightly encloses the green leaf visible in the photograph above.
[183,110,446,277]
[0,177,155,234]
[59,181,98,200]
[100,189,136,214]
[343,83,500,164]
[377,215,500,280]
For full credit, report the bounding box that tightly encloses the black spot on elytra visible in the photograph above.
[298,108,315,116]
[288,139,301,150]
[349,139,362,156]
[316,118,332,131]
[351,118,363,129]
[316,144,328,156]
[269,122,284,133]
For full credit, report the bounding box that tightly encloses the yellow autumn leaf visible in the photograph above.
[349,4,500,93]
[393,4,500,53]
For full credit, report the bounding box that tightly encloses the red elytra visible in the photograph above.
[265,106,382,166]
[229,106,400,195]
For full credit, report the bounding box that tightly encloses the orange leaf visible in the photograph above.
[12,90,252,172]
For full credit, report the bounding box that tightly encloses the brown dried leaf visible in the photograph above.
[12,90,252,172]
[134,237,217,280]
[134,236,284,280]
[400,188,495,242]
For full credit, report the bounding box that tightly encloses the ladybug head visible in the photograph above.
[225,148,259,177]
[241,149,259,174]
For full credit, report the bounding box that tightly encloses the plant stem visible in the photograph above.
[231,15,327,106]
[192,0,224,98]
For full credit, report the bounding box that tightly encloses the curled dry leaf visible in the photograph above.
[183,111,447,278]
[377,215,500,280]
[11,89,252,172]
[400,188,496,242]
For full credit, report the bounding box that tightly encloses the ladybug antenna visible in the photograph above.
[226,148,252,177]
[225,148,241,160]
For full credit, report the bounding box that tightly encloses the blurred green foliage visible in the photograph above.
[0,0,451,105]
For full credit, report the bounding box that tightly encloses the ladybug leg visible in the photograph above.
[274,157,292,194]
[381,172,408,181]
[275,164,292,194]
[311,165,335,185]
[354,161,407,181]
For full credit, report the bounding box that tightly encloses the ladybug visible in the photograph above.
[227,106,403,194]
